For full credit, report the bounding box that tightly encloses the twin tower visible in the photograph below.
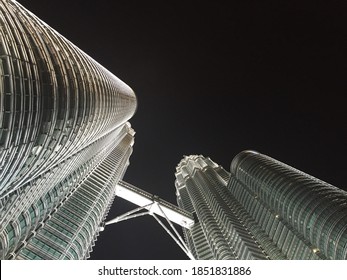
[1,0,346,260]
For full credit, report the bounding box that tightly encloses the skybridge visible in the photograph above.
[103,180,195,259]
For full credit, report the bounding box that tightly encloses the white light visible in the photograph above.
[313,248,320,253]
[115,183,194,229]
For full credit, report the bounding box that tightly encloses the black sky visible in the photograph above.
[17,0,347,259]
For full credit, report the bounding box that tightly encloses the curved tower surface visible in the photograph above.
[175,152,347,260]
[0,0,137,259]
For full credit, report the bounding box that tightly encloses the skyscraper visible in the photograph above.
[175,151,347,260]
[0,0,136,259]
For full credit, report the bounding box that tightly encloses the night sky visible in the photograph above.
[17,0,347,259]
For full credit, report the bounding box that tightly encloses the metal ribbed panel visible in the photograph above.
[176,152,347,260]
[175,155,268,260]
[0,0,136,198]
[2,123,135,259]
[230,150,347,259]
[0,0,136,260]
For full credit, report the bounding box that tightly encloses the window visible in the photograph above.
[6,224,15,246]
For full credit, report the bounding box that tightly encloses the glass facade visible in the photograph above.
[175,152,347,260]
[0,0,136,259]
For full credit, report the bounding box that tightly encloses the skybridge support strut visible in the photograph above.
[103,183,196,260]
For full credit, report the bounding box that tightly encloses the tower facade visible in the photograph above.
[0,0,137,259]
[175,152,347,260]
